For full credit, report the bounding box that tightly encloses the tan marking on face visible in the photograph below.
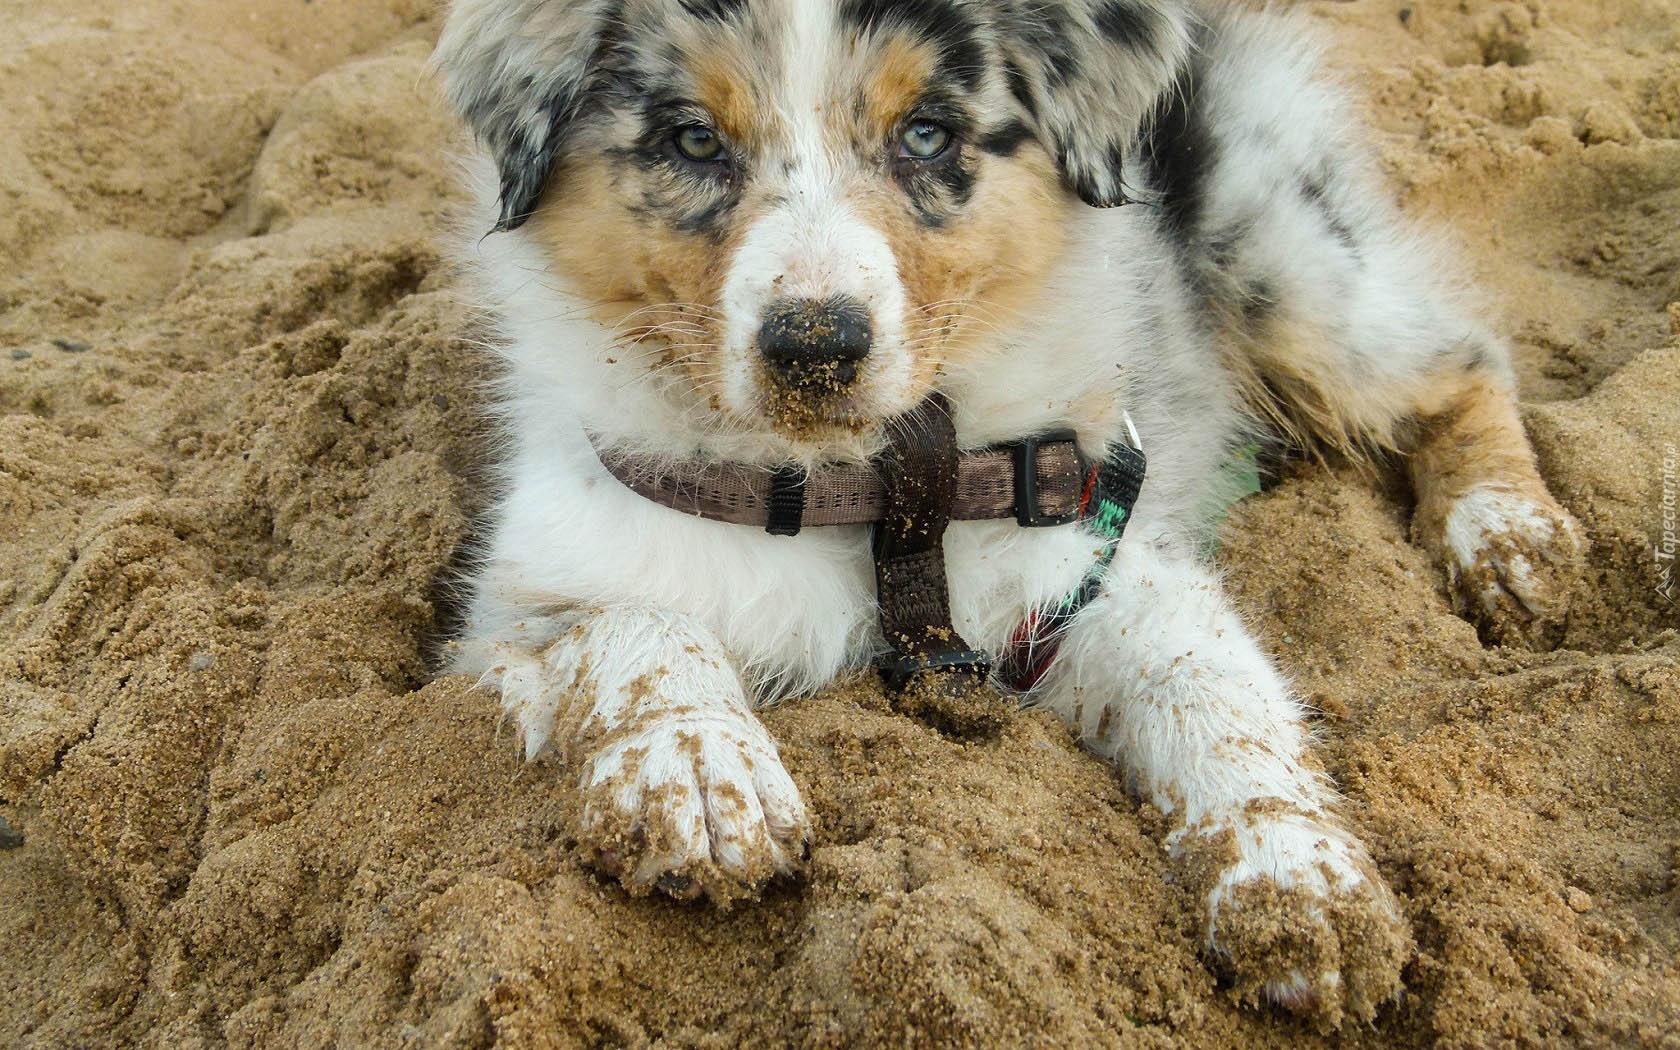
[527,155,755,395]
[852,142,1072,394]
[859,37,938,141]
[692,50,761,148]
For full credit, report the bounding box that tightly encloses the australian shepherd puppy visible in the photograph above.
[433,0,1583,1021]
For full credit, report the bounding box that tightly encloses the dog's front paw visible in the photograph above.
[1435,483,1585,646]
[577,712,811,905]
[1180,810,1412,1028]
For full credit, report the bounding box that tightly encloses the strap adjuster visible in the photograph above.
[1009,429,1082,528]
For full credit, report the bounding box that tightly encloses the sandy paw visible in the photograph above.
[1182,811,1413,1028]
[577,712,811,906]
[1439,484,1585,646]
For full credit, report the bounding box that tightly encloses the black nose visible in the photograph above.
[757,297,872,390]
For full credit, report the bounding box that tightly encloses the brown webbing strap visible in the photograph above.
[597,442,1085,530]
[871,395,993,721]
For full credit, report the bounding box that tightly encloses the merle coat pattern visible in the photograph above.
[432,0,1584,1021]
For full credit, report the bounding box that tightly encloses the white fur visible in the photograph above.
[1443,483,1579,615]
[715,0,918,422]
[462,605,810,888]
[719,196,915,422]
[1036,538,1399,989]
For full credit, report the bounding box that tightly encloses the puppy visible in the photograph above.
[433,0,1583,1020]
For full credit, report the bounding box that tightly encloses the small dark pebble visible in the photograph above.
[1398,7,1413,24]
[9,349,30,360]
[51,338,91,353]
[657,872,702,900]
[0,815,23,850]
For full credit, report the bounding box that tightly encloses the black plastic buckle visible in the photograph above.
[1009,429,1081,528]
[879,649,993,692]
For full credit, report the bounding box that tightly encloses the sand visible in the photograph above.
[1,0,1677,1046]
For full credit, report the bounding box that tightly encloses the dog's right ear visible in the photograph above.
[433,0,612,232]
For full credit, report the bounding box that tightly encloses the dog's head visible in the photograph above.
[437,0,1190,449]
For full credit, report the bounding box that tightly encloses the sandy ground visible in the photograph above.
[1,0,1677,1046]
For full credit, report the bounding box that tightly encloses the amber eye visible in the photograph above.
[899,120,952,160]
[673,124,725,162]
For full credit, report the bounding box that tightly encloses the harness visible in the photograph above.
[594,396,1145,708]
[994,429,1144,691]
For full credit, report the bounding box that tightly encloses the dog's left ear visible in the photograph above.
[995,0,1194,207]
[433,0,614,232]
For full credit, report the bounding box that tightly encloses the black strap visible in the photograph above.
[764,466,806,536]
[871,395,993,723]
[1093,444,1147,528]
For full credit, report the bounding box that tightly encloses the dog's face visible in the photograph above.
[438,0,1190,449]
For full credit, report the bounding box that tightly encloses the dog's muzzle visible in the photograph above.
[756,296,871,391]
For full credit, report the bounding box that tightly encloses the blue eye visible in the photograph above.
[673,124,725,162]
[899,120,952,160]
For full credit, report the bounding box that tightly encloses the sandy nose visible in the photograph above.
[756,295,872,390]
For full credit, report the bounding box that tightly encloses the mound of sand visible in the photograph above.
[1,0,1677,1046]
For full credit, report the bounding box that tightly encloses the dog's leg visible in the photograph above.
[1402,368,1584,645]
[1236,313,1582,643]
[452,604,810,903]
[1233,292,1582,644]
[1157,7,1584,643]
[1037,540,1412,1024]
